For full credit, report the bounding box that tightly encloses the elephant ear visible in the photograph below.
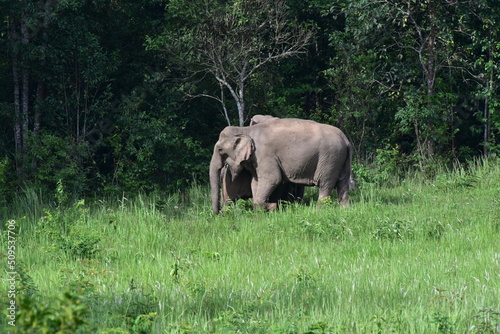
[233,135,254,165]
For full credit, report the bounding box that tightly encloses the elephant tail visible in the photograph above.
[348,141,355,190]
[339,140,355,190]
[348,174,355,190]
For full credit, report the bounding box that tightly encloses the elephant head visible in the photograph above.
[210,130,255,213]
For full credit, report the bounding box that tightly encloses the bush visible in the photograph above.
[36,180,100,259]
[0,157,15,216]
[14,292,88,334]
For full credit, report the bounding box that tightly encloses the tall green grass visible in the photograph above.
[1,159,499,333]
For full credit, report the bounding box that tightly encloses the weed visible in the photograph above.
[372,217,415,241]
[221,198,254,216]
[432,311,455,334]
[432,172,479,190]
[426,218,447,240]
[212,308,267,333]
[16,264,39,297]
[13,291,89,334]
[130,312,157,334]
[291,265,319,287]
[36,182,100,259]
[471,307,500,333]
[170,257,182,283]
[116,280,159,332]
[298,216,352,241]
[304,321,335,334]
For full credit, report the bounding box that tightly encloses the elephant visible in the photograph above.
[219,115,304,209]
[210,117,354,213]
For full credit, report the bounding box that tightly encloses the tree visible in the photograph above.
[148,0,313,126]
[469,0,500,155]
[328,0,483,169]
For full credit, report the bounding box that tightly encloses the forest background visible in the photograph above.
[1,0,499,205]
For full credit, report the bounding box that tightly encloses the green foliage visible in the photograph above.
[106,87,209,193]
[2,160,498,332]
[304,321,335,334]
[354,144,405,185]
[220,198,254,217]
[372,217,416,241]
[471,307,500,334]
[2,0,500,197]
[0,156,14,215]
[28,133,92,196]
[36,180,100,259]
[297,217,352,241]
[14,292,88,334]
[15,264,39,298]
[432,312,455,334]
[118,280,159,333]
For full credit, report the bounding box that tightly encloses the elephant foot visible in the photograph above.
[317,196,334,209]
[338,189,350,207]
[253,201,278,212]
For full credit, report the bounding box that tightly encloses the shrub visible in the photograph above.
[36,180,100,259]
[14,292,88,334]
[372,217,416,241]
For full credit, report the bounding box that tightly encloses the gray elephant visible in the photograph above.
[210,117,354,213]
[219,115,304,209]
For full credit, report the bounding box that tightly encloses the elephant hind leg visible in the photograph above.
[335,177,351,206]
[317,184,335,203]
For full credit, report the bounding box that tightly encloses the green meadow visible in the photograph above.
[1,159,499,333]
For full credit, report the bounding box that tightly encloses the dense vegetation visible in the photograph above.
[0,1,499,332]
[1,159,499,333]
[0,0,499,204]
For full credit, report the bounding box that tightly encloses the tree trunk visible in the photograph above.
[21,16,30,155]
[424,8,437,161]
[34,82,45,137]
[484,84,490,156]
[10,15,23,177]
[237,82,245,127]
[13,51,22,173]
[34,0,53,138]
[483,43,494,157]
[237,98,245,127]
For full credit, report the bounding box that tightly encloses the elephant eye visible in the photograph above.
[218,148,223,154]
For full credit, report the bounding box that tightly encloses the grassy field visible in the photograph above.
[1,159,499,333]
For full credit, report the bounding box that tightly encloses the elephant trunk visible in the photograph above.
[210,149,223,214]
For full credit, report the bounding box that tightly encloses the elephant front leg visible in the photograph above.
[252,177,281,212]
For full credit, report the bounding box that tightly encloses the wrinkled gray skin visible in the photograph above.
[210,117,354,213]
[220,167,305,207]
[219,115,304,209]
